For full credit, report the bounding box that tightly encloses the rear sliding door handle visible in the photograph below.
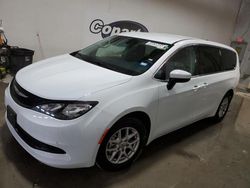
[203,82,208,88]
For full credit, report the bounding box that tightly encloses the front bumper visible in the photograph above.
[4,85,105,168]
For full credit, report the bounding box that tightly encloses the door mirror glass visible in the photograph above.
[167,69,191,90]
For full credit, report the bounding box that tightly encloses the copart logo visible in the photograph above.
[89,19,149,38]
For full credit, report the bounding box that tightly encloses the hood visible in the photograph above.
[15,54,132,100]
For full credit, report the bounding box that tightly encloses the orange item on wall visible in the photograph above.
[0,35,4,45]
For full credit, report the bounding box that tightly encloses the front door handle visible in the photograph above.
[192,85,203,91]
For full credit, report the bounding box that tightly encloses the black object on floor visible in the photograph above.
[10,48,34,74]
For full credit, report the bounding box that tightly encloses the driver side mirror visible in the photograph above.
[167,69,191,90]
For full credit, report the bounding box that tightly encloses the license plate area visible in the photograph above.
[7,105,17,129]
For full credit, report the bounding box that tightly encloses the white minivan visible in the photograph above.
[5,32,239,170]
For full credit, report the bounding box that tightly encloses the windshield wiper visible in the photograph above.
[73,53,138,76]
[74,53,103,66]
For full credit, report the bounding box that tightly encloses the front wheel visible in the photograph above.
[96,117,147,171]
[213,93,233,122]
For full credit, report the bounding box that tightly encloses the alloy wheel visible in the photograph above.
[105,127,140,164]
[218,97,229,118]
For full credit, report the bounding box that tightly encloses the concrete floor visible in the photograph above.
[0,81,250,188]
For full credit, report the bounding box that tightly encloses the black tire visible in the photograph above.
[96,117,147,171]
[213,92,233,122]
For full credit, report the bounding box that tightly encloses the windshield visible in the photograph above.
[71,35,172,76]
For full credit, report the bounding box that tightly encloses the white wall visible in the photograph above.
[233,0,250,76]
[0,0,240,62]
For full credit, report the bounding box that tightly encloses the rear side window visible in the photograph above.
[195,46,222,75]
[221,49,237,71]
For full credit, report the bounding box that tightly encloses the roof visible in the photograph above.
[118,32,235,52]
[119,32,194,44]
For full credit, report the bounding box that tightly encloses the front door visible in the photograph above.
[154,46,205,136]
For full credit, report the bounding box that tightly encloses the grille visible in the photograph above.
[10,78,44,108]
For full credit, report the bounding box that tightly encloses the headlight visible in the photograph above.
[33,101,98,120]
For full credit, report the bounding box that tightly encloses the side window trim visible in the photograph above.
[153,44,237,82]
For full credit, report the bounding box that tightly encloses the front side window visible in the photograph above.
[155,46,197,80]
[71,36,171,76]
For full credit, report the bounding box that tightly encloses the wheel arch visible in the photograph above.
[216,88,234,113]
[117,111,151,142]
[226,89,234,98]
[100,110,152,145]
[95,110,152,169]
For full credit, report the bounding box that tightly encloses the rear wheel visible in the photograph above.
[213,92,233,122]
[96,117,147,171]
